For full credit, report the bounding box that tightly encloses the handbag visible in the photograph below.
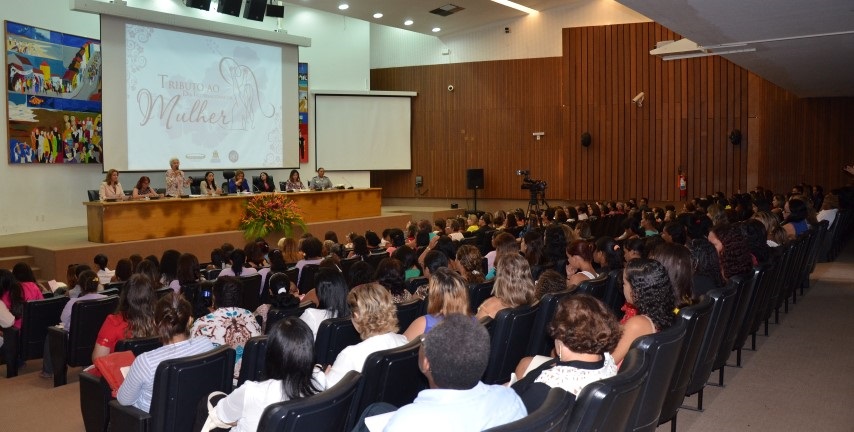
[199,391,234,432]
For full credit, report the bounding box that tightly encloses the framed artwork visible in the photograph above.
[6,21,102,164]
[298,62,308,163]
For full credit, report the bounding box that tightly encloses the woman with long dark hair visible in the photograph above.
[218,249,258,278]
[199,171,222,196]
[92,274,157,361]
[1,269,42,329]
[299,268,351,339]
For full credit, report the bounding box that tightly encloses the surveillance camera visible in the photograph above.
[632,92,645,106]
[447,85,454,92]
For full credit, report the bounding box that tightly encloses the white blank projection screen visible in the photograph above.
[100,16,299,171]
[314,94,412,171]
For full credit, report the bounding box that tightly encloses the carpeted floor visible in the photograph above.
[3,245,853,432]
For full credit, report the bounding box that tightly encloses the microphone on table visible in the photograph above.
[340,175,355,190]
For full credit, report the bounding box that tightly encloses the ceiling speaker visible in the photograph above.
[243,0,267,21]
[184,0,211,11]
[217,0,241,16]
[266,4,285,17]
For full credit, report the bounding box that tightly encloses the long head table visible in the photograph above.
[83,188,382,243]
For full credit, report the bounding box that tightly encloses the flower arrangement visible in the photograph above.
[239,194,306,240]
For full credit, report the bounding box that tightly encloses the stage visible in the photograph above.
[0,205,467,281]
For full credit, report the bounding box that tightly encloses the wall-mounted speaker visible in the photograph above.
[266,4,285,17]
[466,169,484,190]
[243,0,267,21]
[184,0,211,11]
[581,132,592,147]
[729,129,742,145]
[217,0,241,16]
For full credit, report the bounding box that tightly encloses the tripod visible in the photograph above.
[527,189,549,214]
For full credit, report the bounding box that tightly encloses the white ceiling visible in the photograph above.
[286,0,854,97]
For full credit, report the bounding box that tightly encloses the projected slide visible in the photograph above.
[124,23,283,170]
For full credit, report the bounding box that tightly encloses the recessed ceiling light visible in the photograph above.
[404,19,414,26]
[373,12,383,19]
[432,27,441,33]
[338,3,349,10]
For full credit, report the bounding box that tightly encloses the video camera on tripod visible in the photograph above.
[517,170,547,192]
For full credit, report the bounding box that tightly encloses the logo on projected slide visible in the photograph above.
[229,150,239,163]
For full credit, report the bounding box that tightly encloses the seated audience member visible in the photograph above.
[298,268,351,339]
[131,175,160,199]
[93,253,115,285]
[741,219,772,265]
[688,238,725,299]
[476,254,536,320]
[534,269,569,299]
[817,193,839,227]
[134,260,161,289]
[254,274,301,333]
[782,197,810,240]
[373,258,412,304]
[99,169,126,201]
[512,295,620,412]
[708,223,755,282]
[454,245,486,285]
[283,169,305,191]
[295,237,324,286]
[378,314,527,431]
[10,262,47,300]
[169,253,203,292]
[661,221,688,245]
[159,249,181,288]
[348,235,371,260]
[403,268,470,341]
[623,237,647,262]
[392,245,422,280]
[191,276,262,380]
[485,232,519,279]
[446,218,465,241]
[1,269,43,330]
[61,270,105,331]
[209,318,326,432]
[649,243,694,311]
[593,237,624,274]
[309,167,333,190]
[227,169,251,194]
[365,231,384,252]
[348,261,375,289]
[117,293,215,412]
[611,259,676,365]
[253,171,275,193]
[113,259,133,283]
[199,171,222,196]
[565,240,598,287]
[92,274,157,361]
[218,249,258,278]
[325,283,407,387]
[385,228,406,255]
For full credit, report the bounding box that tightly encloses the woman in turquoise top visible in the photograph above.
[402,268,470,341]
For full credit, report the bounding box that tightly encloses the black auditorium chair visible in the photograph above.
[49,296,119,387]
[108,346,235,432]
[365,252,389,269]
[80,337,162,432]
[526,289,575,357]
[657,296,713,432]
[406,276,429,294]
[682,287,738,411]
[240,273,263,312]
[88,190,99,201]
[564,348,649,432]
[189,177,202,195]
[348,339,427,430]
[468,281,494,314]
[314,318,361,367]
[10,296,68,378]
[481,303,540,385]
[338,256,362,284]
[297,264,320,294]
[732,264,772,366]
[237,335,268,387]
[395,298,424,334]
[602,269,626,319]
[154,287,173,299]
[710,272,756,387]
[3,326,19,378]
[574,273,608,301]
[251,175,274,192]
[256,371,362,432]
[483,388,574,432]
[624,319,687,432]
[264,302,314,334]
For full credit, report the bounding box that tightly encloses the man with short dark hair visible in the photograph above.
[383,314,526,431]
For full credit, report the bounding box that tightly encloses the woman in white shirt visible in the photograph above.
[200,171,222,196]
[299,267,351,339]
[99,169,125,201]
[213,317,326,432]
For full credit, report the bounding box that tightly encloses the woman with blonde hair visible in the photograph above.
[403,268,470,341]
[99,168,126,201]
[454,244,486,284]
[277,237,301,263]
[325,283,407,387]
[476,253,536,319]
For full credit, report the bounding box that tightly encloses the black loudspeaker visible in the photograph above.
[466,169,484,190]
[729,129,742,145]
[266,4,285,17]
[184,0,211,11]
[217,0,241,16]
[581,132,592,147]
[415,176,423,187]
[243,0,267,21]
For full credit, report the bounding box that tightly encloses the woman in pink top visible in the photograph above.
[2,268,44,329]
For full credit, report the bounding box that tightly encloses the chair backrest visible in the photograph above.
[526,289,575,356]
[733,264,772,353]
[189,177,202,195]
[565,348,649,432]
[222,170,235,180]
[155,287,173,299]
[339,256,362,284]
[625,318,687,432]
[574,273,608,301]
[365,251,389,269]
[657,296,713,427]
[87,189,99,201]
[256,371,362,432]
[265,304,312,334]
[237,335,268,386]
[468,280,495,314]
[350,338,427,427]
[68,296,120,366]
[395,298,424,334]
[20,296,69,358]
[484,387,575,432]
[315,318,361,367]
[713,272,756,371]
[240,273,263,311]
[297,264,321,294]
[100,287,120,297]
[406,276,429,294]
[115,336,163,356]
[602,268,626,318]
[206,268,222,280]
[149,346,236,432]
[482,303,540,384]
[684,286,738,398]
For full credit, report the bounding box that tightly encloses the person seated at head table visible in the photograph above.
[99,169,126,201]
[132,175,160,199]
[254,171,275,193]
[309,167,333,190]
[165,158,192,197]
[284,169,305,191]
[200,171,222,196]
[227,170,251,194]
